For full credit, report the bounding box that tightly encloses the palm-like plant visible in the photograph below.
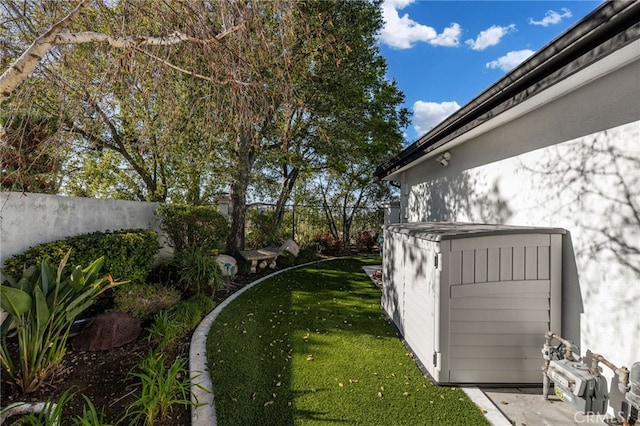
[0,249,124,393]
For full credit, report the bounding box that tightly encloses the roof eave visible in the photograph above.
[374,1,640,180]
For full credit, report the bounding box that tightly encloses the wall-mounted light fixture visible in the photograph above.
[436,151,451,167]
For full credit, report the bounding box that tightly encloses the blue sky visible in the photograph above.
[376,0,603,142]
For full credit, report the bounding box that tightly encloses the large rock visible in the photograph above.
[71,312,141,351]
[278,239,300,257]
[215,254,237,277]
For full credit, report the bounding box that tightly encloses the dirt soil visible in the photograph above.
[0,270,270,426]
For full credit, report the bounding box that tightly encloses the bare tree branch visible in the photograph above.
[0,0,91,103]
[0,2,242,104]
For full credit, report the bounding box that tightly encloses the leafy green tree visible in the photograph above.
[0,112,66,193]
[254,0,408,231]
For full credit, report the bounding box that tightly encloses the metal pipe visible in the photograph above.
[0,402,59,425]
[543,372,550,399]
[591,353,631,395]
[545,331,576,361]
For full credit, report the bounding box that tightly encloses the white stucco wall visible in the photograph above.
[0,192,165,270]
[404,120,639,409]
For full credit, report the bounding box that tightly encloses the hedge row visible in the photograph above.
[2,229,159,284]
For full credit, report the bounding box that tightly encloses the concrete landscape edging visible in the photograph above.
[189,259,332,426]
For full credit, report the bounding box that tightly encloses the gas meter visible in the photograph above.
[546,358,608,414]
[542,331,639,425]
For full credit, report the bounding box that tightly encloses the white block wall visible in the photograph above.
[0,192,167,272]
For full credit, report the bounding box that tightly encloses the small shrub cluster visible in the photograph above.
[113,283,181,321]
[155,204,229,254]
[126,350,193,426]
[148,294,215,351]
[276,251,296,267]
[2,229,158,284]
[245,210,286,249]
[173,246,222,296]
[314,232,342,255]
[296,247,319,264]
[354,230,377,252]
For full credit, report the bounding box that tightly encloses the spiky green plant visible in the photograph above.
[0,250,124,393]
[124,350,195,425]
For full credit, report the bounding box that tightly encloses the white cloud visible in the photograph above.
[486,49,535,72]
[465,24,516,51]
[413,100,461,135]
[379,0,461,49]
[431,23,462,47]
[529,8,572,27]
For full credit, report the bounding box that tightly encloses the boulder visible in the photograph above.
[215,254,237,277]
[71,312,141,351]
[278,239,300,257]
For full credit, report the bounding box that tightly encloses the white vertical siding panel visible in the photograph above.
[475,249,488,283]
[513,247,525,280]
[500,248,512,281]
[549,234,563,334]
[450,250,462,285]
[538,246,550,280]
[487,248,500,282]
[436,242,451,383]
[525,246,538,280]
[462,250,475,284]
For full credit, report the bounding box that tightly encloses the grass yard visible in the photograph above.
[206,257,489,425]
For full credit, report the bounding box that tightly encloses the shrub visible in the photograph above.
[0,250,124,393]
[155,204,229,253]
[245,210,285,249]
[188,293,215,315]
[173,247,221,296]
[354,230,376,252]
[113,283,181,321]
[296,248,318,265]
[167,301,202,334]
[314,232,342,255]
[147,312,181,350]
[125,350,194,425]
[276,251,296,268]
[2,229,158,284]
[148,295,214,350]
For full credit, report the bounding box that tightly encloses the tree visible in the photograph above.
[1,1,237,201]
[2,0,410,257]
[0,112,66,193]
[0,0,239,105]
[238,0,409,245]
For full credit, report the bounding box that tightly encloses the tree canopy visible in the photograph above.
[1,0,409,252]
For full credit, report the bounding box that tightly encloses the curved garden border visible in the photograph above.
[189,259,331,426]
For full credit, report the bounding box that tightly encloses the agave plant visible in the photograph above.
[0,249,124,393]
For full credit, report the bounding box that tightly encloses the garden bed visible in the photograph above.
[0,269,271,425]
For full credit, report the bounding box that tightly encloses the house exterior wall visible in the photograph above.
[0,192,168,271]
[402,119,639,399]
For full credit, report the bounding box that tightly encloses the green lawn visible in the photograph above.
[206,257,489,425]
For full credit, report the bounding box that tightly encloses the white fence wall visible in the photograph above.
[0,192,165,271]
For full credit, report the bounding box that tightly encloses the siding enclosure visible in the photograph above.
[383,222,564,384]
[374,1,640,410]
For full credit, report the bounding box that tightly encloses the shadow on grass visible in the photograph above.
[206,257,488,426]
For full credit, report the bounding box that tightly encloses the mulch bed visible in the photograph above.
[0,267,278,425]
